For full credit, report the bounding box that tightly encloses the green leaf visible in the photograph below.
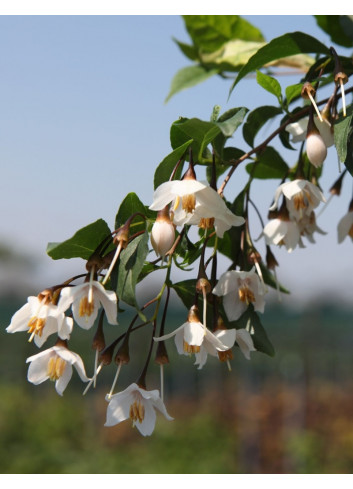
[183,15,264,53]
[170,117,221,163]
[334,105,353,163]
[343,132,353,177]
[47,219,111,261]
[230,31,330,94]
[246,146,289,179]
[115,192,148,235]
[216,107,248,137]
[172,279,199,311]
[315,15,353,48]
[243,105,283,147]
[172,38,199,61]
[117,232,149,315]
[165,65,218,102]
[259,263,289,294]
[235,306,275,357]
[154,140,192,189]
[285,83,303,106]
[256,70,282,103]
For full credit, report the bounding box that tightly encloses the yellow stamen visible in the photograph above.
[79,296,95,317]
[183,341,200,354]
[182,194,196,213]
[129,399,145,423]
[27,317,46,337]
[173,195,180,212]
[218,349,233,363]
[238,286,255,304]
[47,355,67,381]
[199,217,215,229]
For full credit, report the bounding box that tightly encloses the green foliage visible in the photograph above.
[243,105,283,147]
[182,15,265,53]
[334,105,353,163]
[117,232,149,316]
[256,70,283,106]
[115,192,149,234]
[230,31,330,94]
[314,15,353,48]
[246,146,289,180]
[154,140,192,189]
[235,305,275,357]
[165,65,218,103]
[46,219,111,261]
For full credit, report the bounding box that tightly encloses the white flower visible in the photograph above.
[149,179,207,214]
[58,280,118,329]
[306,132,327,168]
[150,207,175,257]
[105,383,173,436]
[154,305,235,359]
[26,343,89,396]
[181,186,245,238]
[262,218,303,253]
[337,211,353,243]
[269,179,325,220]
[6,295,72,347]
[235,328,256,360]
[298,212,326,243]
[212,268,266,322]
[286,116,334,147]
[194,327,255,369]
[149,179,244,234]
[286,117,308,143]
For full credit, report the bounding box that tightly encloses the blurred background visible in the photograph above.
[1,14,353,474]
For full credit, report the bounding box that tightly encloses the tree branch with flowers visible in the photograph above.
[6,15,353,437]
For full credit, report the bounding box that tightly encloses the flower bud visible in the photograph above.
[151,207,175,257]
[155,341,169,365]
[306,129,327,168]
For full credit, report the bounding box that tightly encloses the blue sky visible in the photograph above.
[1,15,353,304]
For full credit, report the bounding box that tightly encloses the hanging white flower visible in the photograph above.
[154,305,236,360]
[286,116,334,147]
[262,218,303,253]
[269,179,325,220]
[58,280,118,329]
[26,342,89,396]
[6,294,72,347]
[105,383,173,436]
[337,210,353,243]
[212,268,266,322]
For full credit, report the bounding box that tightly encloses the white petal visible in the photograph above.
[6,301,33,333]
[236,329,256,360]
[194,347,209,369]
[338,212,353,243]
[72,294,100,329]
[93,282,118,325]
[136,400,156,436]
[212,271,238,296]
[184,321,205,346]
[222,292,247,322]
[214,329,237,349]
[55,364,73,396]
[104,391,134,426]
[154,323,186,342]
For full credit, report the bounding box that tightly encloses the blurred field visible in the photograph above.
[1,298,353,474]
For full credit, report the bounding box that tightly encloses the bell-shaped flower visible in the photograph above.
[213,268,266,322]
[298,211,326,243]
[306,120,327,168]
[180,186,245,238]
[337,210,353,243]
[6,293,72,347]
[149,178,208,216]
[58,280,118,329]
[269,179,325,220]
[194,326,252,369]
[154,305,235,359]
[105,383,173,436]
[26,341,89,396]
[286,116,334,147]
[262,217,303,253]
[150,206,175,257]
